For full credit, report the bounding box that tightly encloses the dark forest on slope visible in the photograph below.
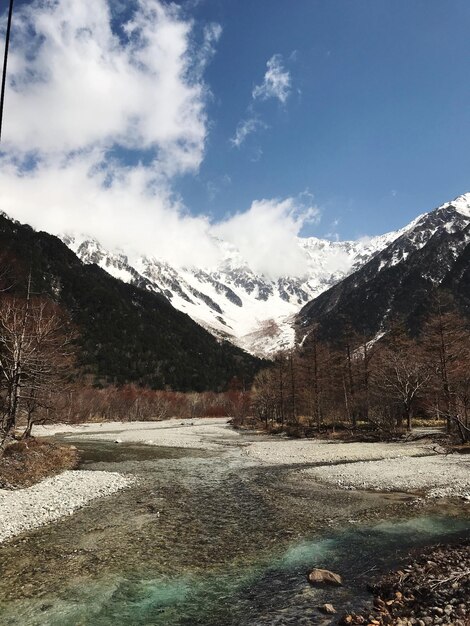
[296,203,470,345]
[0,214,264,391]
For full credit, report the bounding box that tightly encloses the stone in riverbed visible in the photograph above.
[307,568,343,586]
[319,603,337,614]
[339,614,365,625]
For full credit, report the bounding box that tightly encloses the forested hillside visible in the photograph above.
[0,214,264,391]
[296,196,470,343]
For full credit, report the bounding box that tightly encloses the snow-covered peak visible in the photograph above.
[444,192,470,218]
[59,192,470,357]
[60,229,394,356]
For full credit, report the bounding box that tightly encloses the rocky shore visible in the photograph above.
[0,470,135,543]
[340,542,470,626]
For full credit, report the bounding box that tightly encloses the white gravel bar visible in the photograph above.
[0,470,134,543]
[34,420,468,499]
[245,439,431,465]
[34,417,237,450]
[302,455,470,500]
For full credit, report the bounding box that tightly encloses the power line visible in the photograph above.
[0,0,15,144]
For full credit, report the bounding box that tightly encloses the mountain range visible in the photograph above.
[59,193,470,357]
[0,214,263,391]
[61,221,404,357]
[297,193,470,344]
[1,191,469,386]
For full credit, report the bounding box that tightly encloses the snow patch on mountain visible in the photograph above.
[442,193,470,218]
[62,193,470,357]
[62,229,399,356]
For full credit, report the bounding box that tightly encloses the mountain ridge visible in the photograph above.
[5,192,469,359]
[61,223,405,356]
[296,193,470,344]
[0,214,264,391]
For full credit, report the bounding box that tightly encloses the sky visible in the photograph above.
[0,0,469,276]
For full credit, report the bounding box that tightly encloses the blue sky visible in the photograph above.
[184,0,470,238]
[1,0,469,272]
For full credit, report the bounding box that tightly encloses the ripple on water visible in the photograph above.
[0,440,469,625]
[1,515,469,626]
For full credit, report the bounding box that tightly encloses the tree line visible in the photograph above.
[0,284,251,451]
[54,382,251,424]
[250,293,470,442]
[2,284,469,449]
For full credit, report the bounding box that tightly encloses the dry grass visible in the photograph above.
[0,438,80,489]
[412,418,446,428]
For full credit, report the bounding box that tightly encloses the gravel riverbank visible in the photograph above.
[245,439,431,465]
[34,418,236,450]
[302,455,470,500]
[34,420,469,499]
[0,470,134,543]
[1,421,468,625]
[341,542,470,625]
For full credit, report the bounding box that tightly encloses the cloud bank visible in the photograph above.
[3,0,212,173]
[0,0,316,278]
[215,198,319,278]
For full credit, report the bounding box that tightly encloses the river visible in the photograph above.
[0,429,468,625]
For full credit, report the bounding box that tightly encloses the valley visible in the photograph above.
[0,2,468,624]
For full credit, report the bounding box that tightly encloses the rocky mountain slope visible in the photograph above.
[62,228,404,357]
[0,214,263,391]
[296,193,470,344]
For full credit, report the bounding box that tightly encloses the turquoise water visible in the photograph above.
[2,515,468,625]
[0,439,468,625]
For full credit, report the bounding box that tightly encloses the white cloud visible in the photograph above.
[0,151,222,267]
[215,197,319,278]
[230,53,292,149]
[193,22,223,75]
[2,0,213,175]
[0,0,221,265]
[230,117,266,148]
[0,151,319,276]
[252,54,291,104]
[0,1,318,279]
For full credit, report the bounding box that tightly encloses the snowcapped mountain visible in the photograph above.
[0,213,262,391]
[297,193,470,345]
[62,193,470,357]
[61,228,403,357]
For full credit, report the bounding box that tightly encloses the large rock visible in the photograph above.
[307,568,343,586]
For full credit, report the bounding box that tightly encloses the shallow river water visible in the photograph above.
[0,432,468,625]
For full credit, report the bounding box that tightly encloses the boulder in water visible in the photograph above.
[307,568,343,586]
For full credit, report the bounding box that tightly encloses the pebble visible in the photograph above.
[341,542,470,626]
[307,455,470,499]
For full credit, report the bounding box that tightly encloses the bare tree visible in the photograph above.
[251,368,278,427]
[371,333,431,431]
[300,330,336,429]
[0,293,76,451]
[273,352,286,426]
[422,294,470,433]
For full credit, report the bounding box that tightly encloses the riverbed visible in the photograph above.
[0,420,468,625]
